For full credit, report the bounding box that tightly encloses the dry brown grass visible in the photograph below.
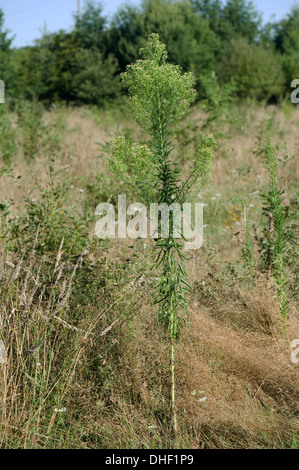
[178,290,299,439]
[94,274,298,448]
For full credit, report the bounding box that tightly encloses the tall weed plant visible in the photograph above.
[106,34,216,433]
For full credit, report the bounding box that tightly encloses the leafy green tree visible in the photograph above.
[219,37,285,100]
[0,9,13,51]
[11,46,48,101]
[274,7,299,86]
[73,0,107,51]
[22,30,107,104]
[222,0,262,42]
[191,0,222,22]
[12,3,120,105]
[107,3,150,70]
[0,9,15,96]
[107,0,219,85]
[4,0,296,106]
[192,0,226,38]
[35,30,85,103]
[192,0,262,42]
[72,49,121,106]
[12,31,83,103]
[144,0,219,80]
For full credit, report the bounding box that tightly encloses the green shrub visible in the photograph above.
[2,158,89,256]
[219,37,285,101]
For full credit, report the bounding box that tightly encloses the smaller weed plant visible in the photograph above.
[258,136,292,320]
[199,71,237,131]
[0,158,88,256]
[16,100,44,160]
[0,105,18,165]
[16,100,65,161]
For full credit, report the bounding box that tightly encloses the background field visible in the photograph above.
[0,100,298,448]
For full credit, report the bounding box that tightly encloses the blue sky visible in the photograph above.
[1,0,299,49]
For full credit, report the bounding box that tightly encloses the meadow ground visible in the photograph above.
[0,101,298,448]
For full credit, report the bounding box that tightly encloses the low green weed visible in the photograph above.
[1,158,89,256]
[0,105,19,165]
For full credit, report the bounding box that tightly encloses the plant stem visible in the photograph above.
[168,250,177,434]
[170,340,177,433]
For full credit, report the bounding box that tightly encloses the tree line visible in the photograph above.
[0,0,299,107]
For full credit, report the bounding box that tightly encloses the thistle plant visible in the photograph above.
[106,34,216,433]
